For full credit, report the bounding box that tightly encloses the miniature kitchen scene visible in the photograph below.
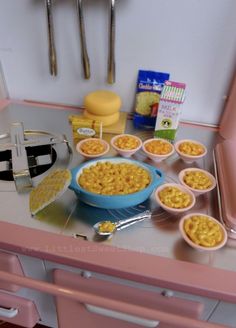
[0,0,236,327]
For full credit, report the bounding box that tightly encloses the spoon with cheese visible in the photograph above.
[93,210,152,237]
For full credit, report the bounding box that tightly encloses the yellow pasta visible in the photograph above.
[98,221,116,233]
[78,162,150,195]
[183,171,213,190]
[114,135,140,150]
[80,139,106,155]
[144,140,172,155]
[158,186,192,209]
[179,141,205,156]
[184,215,224,247]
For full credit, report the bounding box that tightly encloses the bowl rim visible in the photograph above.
[70,157,164,199]
[174,139,207,159]
[155,182,196,213]
[179,212,228,251]
[178,168,217,193]
[76,138,110,158]
[142,137,175,158]
[110,134,143,154]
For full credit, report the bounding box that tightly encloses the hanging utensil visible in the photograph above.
[45,0,57,76]
[76,0,90,79]
[107,0,116,84]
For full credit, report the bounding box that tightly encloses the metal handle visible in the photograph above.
[10,122,32,193]
[77,0,90,79]
[45,0,57,76]
[85,304,159,327]
[107,0,116,84]
[116,210,152,230]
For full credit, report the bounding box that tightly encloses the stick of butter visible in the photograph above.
[154,81,186,141]
[68,115,103,140]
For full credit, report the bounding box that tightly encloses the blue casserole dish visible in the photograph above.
[69,157,164,209]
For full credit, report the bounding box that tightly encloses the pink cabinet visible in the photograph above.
[53,269,204,328]
[0,291,39,327]
[0,251,55,328]
[0,260,228,328]
[0,251,24,292]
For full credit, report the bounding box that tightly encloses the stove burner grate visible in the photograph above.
[0,122,72,192]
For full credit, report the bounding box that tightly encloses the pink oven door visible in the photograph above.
[0,268,229,328]
[53,269,204,328]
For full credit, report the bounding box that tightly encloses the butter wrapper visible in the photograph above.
[69,115,103,141]
[154,81,186,141]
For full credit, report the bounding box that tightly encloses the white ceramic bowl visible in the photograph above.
[179,213,228,251]
[174,139,207,163]
[76,138,110,159]
[142,138,175,162]
[110,134,142,158]
[178,168,216,196]
[155,183,196,215]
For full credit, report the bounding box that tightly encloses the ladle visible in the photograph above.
[93,210,152,237]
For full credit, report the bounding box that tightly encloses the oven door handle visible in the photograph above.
[0,269,229,328]
[85,304,159,327]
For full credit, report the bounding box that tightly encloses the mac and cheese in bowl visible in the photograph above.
[110,134,142,158]
[78,161,151,195]
[69,157,164,209]
[155,183,195,214]
[174,139,207,163]
[76,138,110,158]
[178,168,216,196]
[142,138,174,162]
[179,213,227,250]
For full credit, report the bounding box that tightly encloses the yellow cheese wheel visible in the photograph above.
[84,90,122,116]
[83,110,120,126]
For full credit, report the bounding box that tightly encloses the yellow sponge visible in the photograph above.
[84,90,121,116]
[84,110,120,126]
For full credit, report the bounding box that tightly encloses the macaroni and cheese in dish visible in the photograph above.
[79,139,106,155]
[183,215,224,248]
[158,186,192,209]
[114,135,141,150]
[183,170,213,190]
[144,139,172,155]
[78,162,151,195]
[178,141,205,156]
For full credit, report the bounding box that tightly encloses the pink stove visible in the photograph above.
[0,100,235,328]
